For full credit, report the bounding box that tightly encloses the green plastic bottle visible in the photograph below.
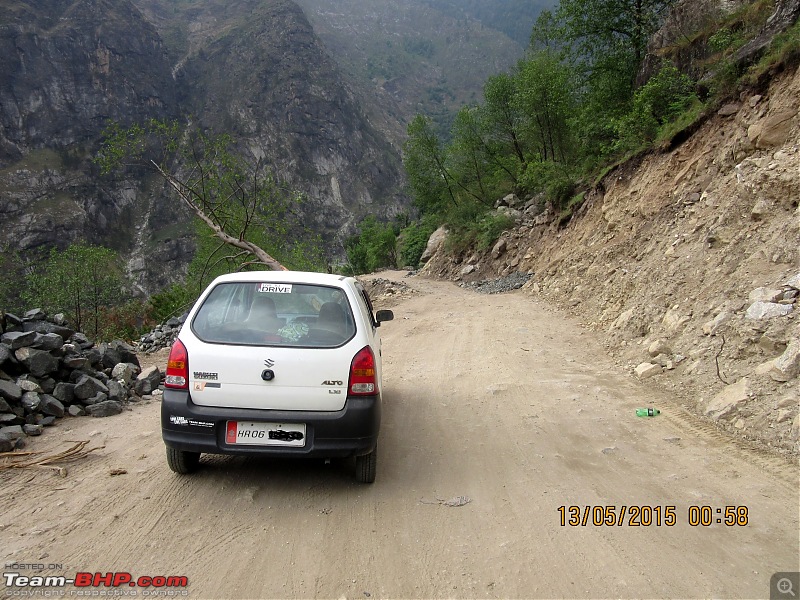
[636,408,661,417]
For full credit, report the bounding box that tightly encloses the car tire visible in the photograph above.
[355,445,377,484]
[166,447,201,474]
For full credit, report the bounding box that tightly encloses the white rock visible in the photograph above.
[635,362,663,379]
[648,339,672,357]
[745,301,793,320]
[702,311,731,335]
[420,226,448,263]
[748,287,783,303]
[705,378,750,419]
[770,338,800,382]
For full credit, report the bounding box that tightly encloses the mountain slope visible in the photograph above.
[294,0,532,135]
[0,0,409,293]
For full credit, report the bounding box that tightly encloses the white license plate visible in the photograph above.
[225,421,306,447]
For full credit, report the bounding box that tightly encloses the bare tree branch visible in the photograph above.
[151,160,287,271]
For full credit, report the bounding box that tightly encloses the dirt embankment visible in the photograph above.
[421,65,800,457]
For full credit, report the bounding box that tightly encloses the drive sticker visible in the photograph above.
[257,283,292,293]
[226,421,238,444]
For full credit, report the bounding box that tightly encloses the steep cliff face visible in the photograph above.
[178,0,406,241]
[0,0,177,162]
[0,0,184,291]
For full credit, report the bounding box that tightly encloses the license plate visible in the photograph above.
[225,421,306,446]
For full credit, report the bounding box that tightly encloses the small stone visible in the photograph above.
[23,424,43,436]
[67,405,85,417]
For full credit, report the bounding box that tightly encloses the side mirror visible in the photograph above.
[375,310,394,326]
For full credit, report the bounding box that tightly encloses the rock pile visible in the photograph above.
[137,315,186,353]
[0,309,163,452]
[459,272,533,294]
[360,277,418,308]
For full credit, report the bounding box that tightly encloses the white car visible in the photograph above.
[161,271,393,483]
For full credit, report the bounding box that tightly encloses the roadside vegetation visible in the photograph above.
[346,0,799,274]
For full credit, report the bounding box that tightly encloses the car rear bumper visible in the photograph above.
[161,389,380,458]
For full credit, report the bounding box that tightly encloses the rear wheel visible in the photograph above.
[355,445,377,484]
[166,447,201,474]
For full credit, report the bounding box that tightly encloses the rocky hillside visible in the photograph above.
[420,62,800,457]
[0,0,411,293]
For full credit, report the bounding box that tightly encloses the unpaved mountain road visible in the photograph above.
[2,273,798,600]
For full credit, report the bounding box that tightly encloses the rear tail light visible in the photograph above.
[165,339,189,389]
[349,346,377,395]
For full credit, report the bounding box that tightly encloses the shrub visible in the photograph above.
[344,216,398,275]
[398,218,438,268]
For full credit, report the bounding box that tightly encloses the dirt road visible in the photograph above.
[2,273,798,599]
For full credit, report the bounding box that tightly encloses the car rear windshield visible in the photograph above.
[191,281,356,348]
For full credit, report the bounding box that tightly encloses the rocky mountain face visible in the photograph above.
[0,0,411,293]
[0,0,180,276]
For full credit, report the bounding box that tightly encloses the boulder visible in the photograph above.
[0,433,15,452]
[31,333,64,352]
[73,374,109,400]
[39,394,65,418]
[754,110,796,149]
[137,366,162,390]
[14,348,59,378]
[745,301,793,320]
[748,287,783,303]
[112,363,136,384]
[635,362,663,379]
[648,340,672,357]
[770,339,800,382]
[0,344,11,365]
[420,226,448,263]
[704,378,750,419]
[52,382,76,405]
[86,400,124,418]
[492,238,507,260]
[21,392,41,413]
[0,380,23,403]
[1,331,37,350]
[702,311,732,336]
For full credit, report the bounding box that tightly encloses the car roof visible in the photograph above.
[208,270,357,287]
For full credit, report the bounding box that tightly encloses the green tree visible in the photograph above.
[23,243,123,338]
[557,0,676,89]
[344,216,397,275]
[514,51,577,164]
[403,114,457,215]
[481,73,527,174]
